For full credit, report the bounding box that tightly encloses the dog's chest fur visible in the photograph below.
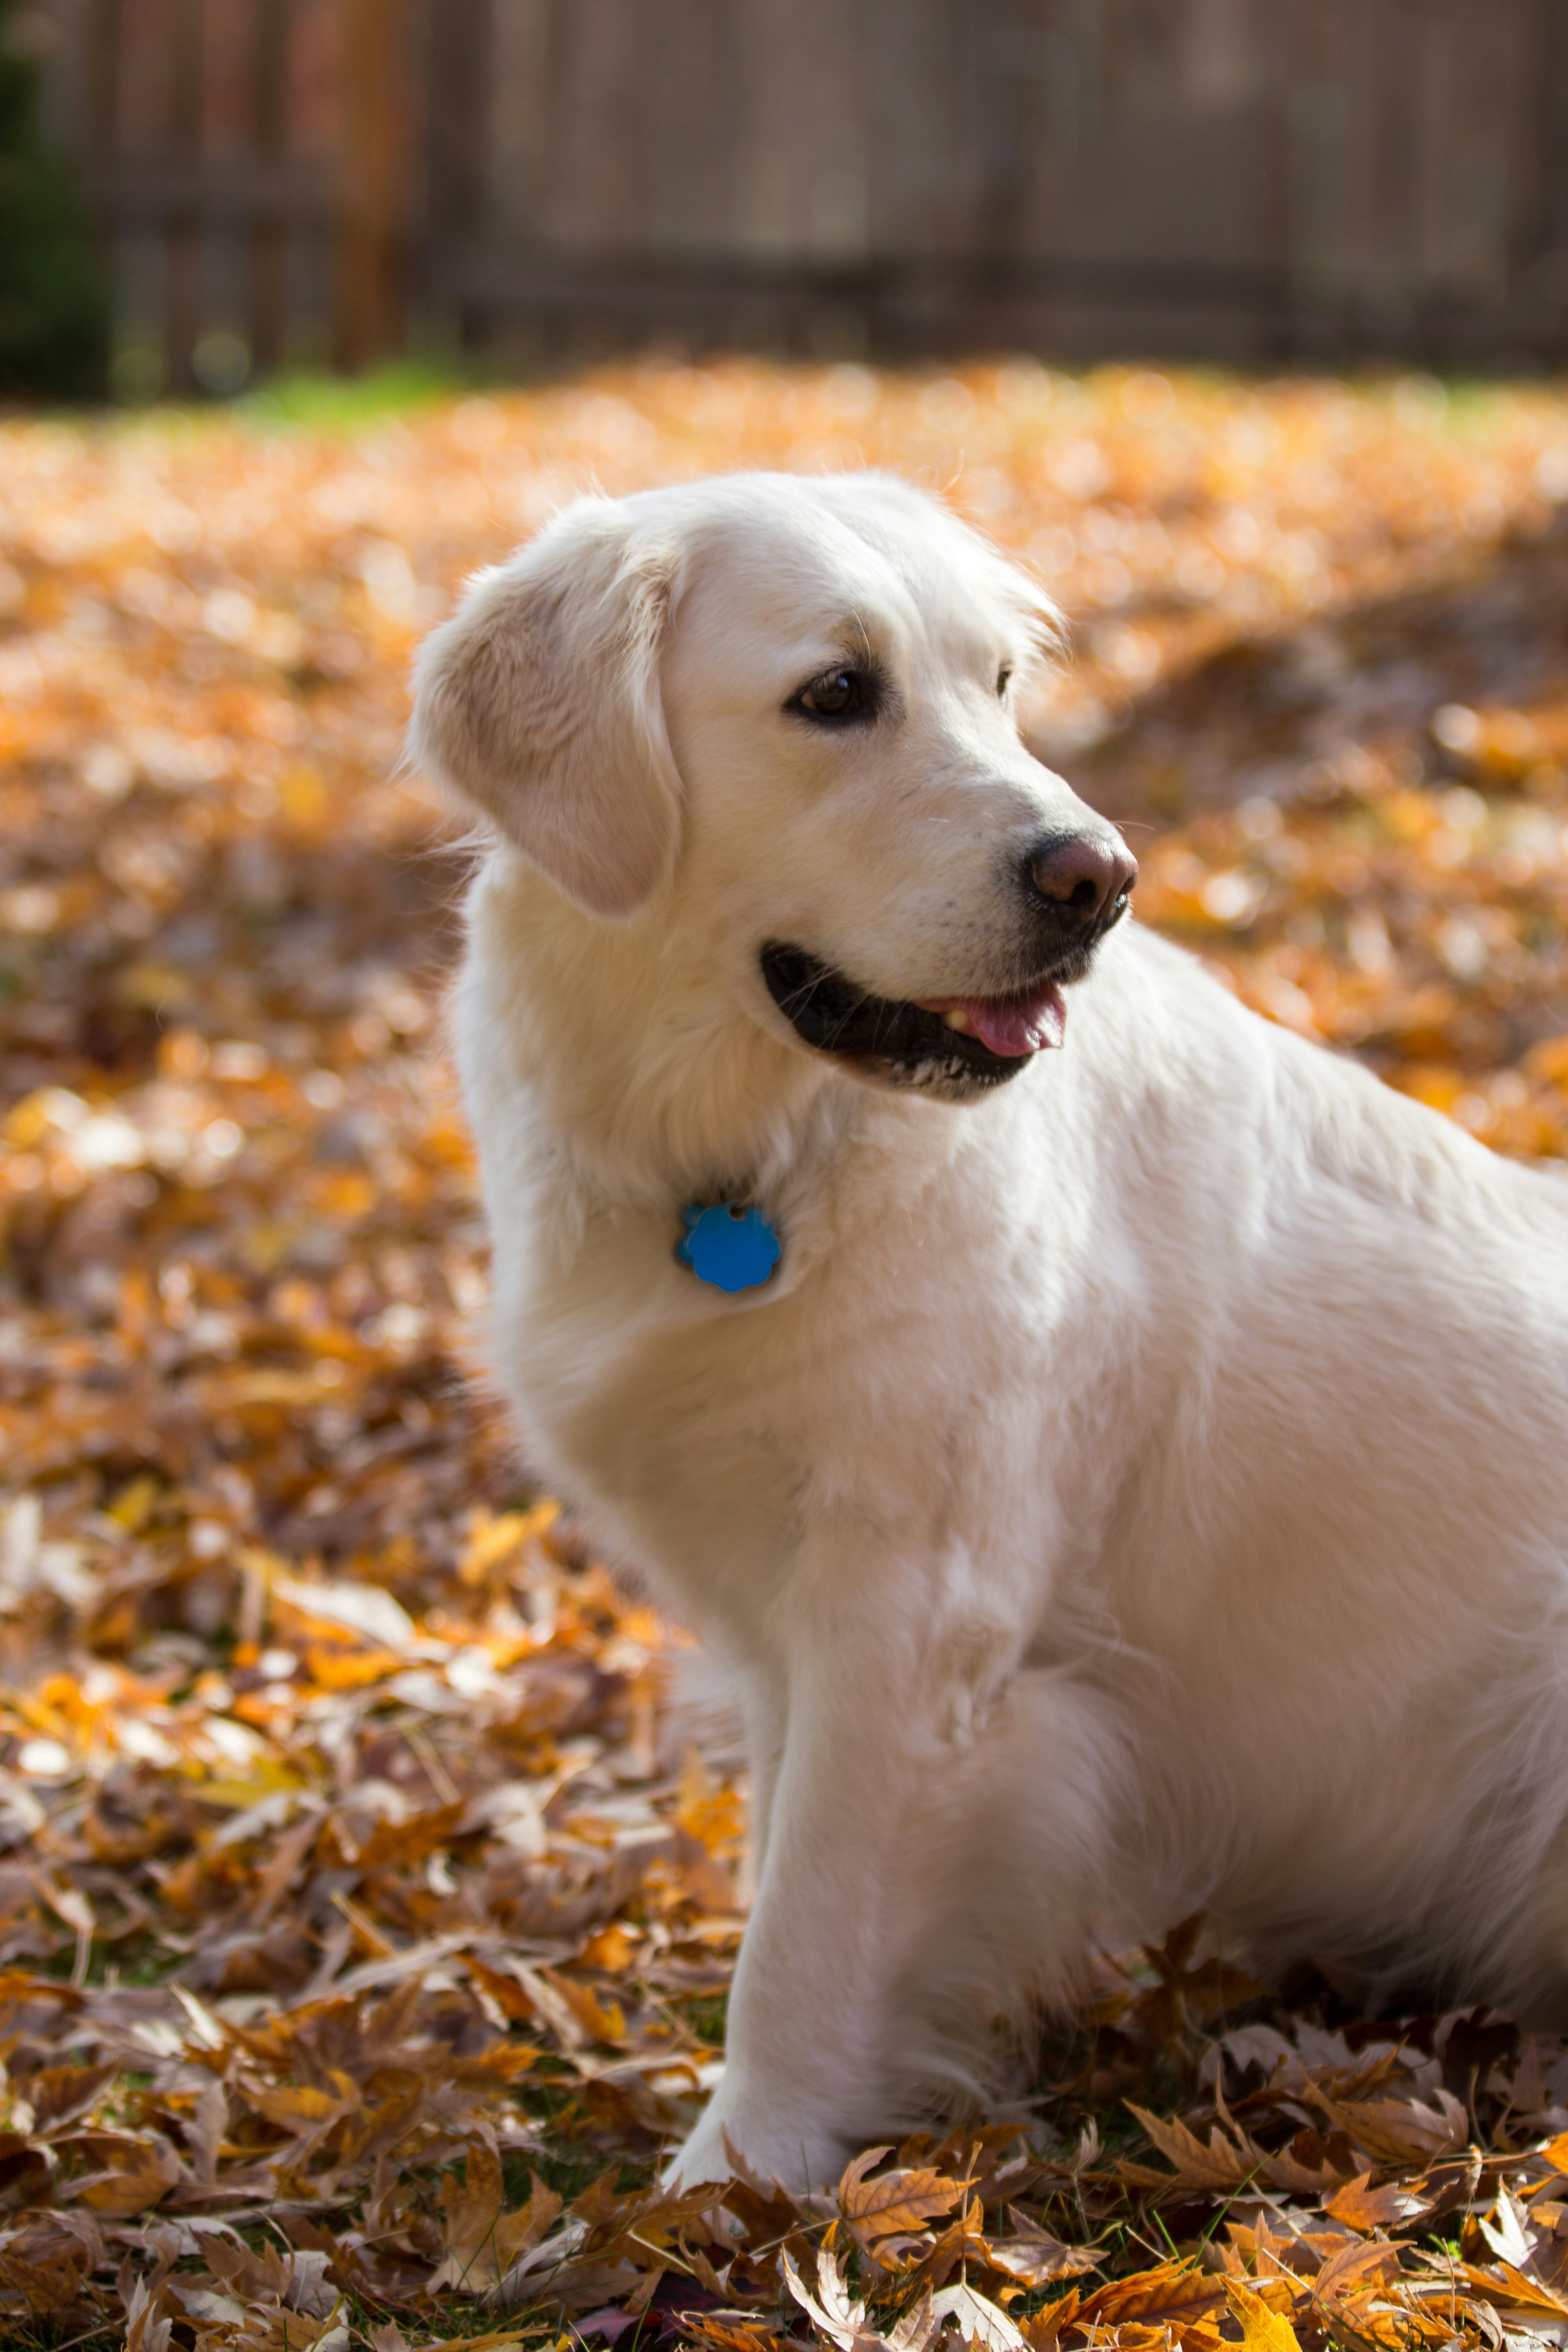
[460,1001,1123,1655]
[461,907,1245,1679]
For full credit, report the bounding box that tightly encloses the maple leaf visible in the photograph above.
[0,2241,91,2314]
[68,2131,183,2214]
[244,2080,354,2133]
[982,2227,1099,2289]
[23,2060,118,2134]
[433,2147,564,2296]
[1310,2238,1407,2310]
[1303,2082,1470,2168]
[1128,1914,1268,2047]
[1075,2260,1228,2338]
[1122,2101,1264,2193]
[782,2243,875,2352]
[926,2281,1026,2351]
[838,2145,965,2247]
[1224,2279,1304,2352]
[202,2233,335,2314]
[1323,2171,1428,2234]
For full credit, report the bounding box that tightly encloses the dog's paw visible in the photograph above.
[662,2101,744,2190]
[664,2095,849,2197]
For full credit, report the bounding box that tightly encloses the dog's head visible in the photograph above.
[412,472,1133,1106]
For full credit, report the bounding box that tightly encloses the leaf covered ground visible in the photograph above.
[3,358,1568,2352]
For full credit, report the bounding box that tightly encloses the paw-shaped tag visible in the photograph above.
[676,1202,781,1294]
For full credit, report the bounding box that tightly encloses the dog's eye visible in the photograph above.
[997,666,1013,699]
[793,668,874,722]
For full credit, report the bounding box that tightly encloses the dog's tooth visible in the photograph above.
[943,1008,972,1034]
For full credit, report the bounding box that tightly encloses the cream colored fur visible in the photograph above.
[410,470,1568,2191]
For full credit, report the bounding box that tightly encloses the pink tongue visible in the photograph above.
[958,981,1067,1057]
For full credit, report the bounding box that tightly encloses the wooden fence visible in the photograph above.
[30,0,1568,392]
[34,0,411,392]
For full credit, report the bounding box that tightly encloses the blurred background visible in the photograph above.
[7,0,1568,402]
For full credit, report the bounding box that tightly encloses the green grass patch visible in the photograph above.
[233,359,477,432]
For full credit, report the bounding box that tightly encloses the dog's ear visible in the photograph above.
[410,498,682,919]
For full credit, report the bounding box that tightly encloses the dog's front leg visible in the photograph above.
[667,1543,1075,2193]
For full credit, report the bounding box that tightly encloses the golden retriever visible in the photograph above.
[411,471,1568,2189]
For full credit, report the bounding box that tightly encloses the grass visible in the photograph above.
[233,359,479,432]
[55,349,1540,445]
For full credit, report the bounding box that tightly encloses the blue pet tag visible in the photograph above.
[677,1202,781,1294]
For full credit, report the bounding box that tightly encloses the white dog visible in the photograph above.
[411,470,1568,2190]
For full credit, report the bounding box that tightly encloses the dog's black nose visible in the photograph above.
[1026,832,1137,933]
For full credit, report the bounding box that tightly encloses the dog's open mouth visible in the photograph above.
[761,941,1078,1089]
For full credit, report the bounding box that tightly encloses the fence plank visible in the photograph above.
[37,0,1568,386]
[83,0,120,153]
[249,0,292,371]
[422,0,491,346]
[162,0,204,391]
[334,0,408,367]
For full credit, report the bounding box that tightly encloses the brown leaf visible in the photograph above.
[838,2146,965,2245]
[1302,2082,1469,2168]
[432,2146,563,2295]
[355,1801,466,1873]
[245,2080,355,2133]
[435,2142,507,2292]
[1458,2258,1568,2319]
[0,2244,91,2314]
[70,2132,183,2214]
[332,2072,426,2170]
[202,2232,296,2303]
[982,2233,1099,2288]
[928,2279,1026,2350]
[24,2061,117,2134]
[1123,2103,1262,2193]
[1310,2238,1406,2307]
[494,2175,564,2272]
[540,1968,627,2046]
[1078,2262,1228,2334]
[1323,2171,1426,2235]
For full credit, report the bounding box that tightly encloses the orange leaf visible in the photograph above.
[1223,2279,1303,2352]
[838,2147,965,2244]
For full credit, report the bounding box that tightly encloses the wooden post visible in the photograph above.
[1517,0,1568,350]
[84,0,122,159]
[248,0,291,376]
[163,0,205,393]
[422,0,491,353]
[334,0,409,370]
[82,0,122,359]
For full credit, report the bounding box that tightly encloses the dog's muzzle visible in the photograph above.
[761,827,1135,1094]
